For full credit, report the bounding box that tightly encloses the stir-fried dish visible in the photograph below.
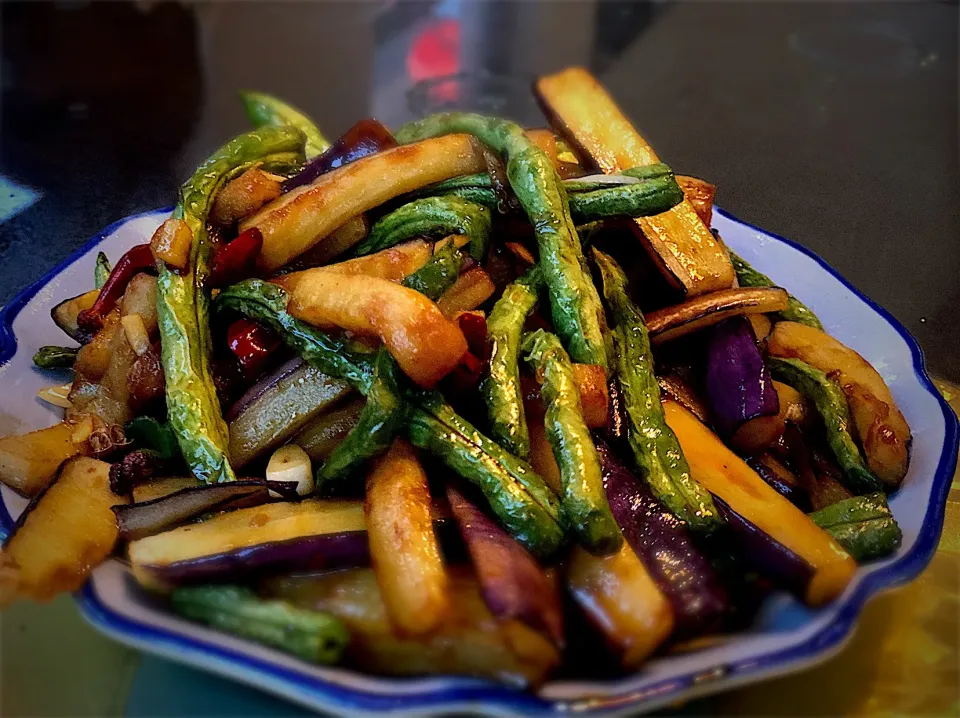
[0,67,910,688]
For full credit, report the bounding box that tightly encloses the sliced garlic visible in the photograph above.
[265,444,314,497]
[37,382,73,409]
[121,313,151,356]
[70,414,95,444]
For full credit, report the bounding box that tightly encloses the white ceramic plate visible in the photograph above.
[1,207,956,716]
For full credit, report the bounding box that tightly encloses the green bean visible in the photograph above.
[159,127,305,483]
[32,345,78,369]
[422,173,493,195]
[240,91,329,159]
[481,266,542,459]
[424,176,683,225]
[353,196,491,261]
[433,186,499,211]
[566,176,683,223]
[94,252,111,290]
[396,112,608,371]
[808,492,902,562]
[401,242,463,300]
[575,163,676,188]
[423,163,674,197]
[593,249,721,532]
[407,391,565,558]
[315,350,406,490]
[768,357,882,494]
[171,585,348,664]
[728,251,823,329]
[521,329,621,555]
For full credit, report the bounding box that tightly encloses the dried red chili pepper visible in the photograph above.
[227,317,280,379]
[443,350,487,396]
[456,311,491,360]
[77,243,156,335]
[210,227,263,287]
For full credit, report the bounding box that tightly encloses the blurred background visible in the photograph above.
[1,1,957,715]
[1,1,957,383]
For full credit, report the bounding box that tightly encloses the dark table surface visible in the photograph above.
[1,0,957,382]
[1,3,959,716]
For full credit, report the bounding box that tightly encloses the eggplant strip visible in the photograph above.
[662,399,856,606]
[272,268,468,388]
[645,287,789,344]
[566,544,674,668]
[596,438,728,637]
[366,439,450,635]
[228,360,352,469]
[51,289,99,343]
[535,67,734,297]
[242,134,487,272]
[113,481,274,541]
[447,484,564,647]
[128,499,370,589]
[292,400,366,462]
[705,317,783,454]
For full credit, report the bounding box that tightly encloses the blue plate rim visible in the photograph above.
[0,205,956,715]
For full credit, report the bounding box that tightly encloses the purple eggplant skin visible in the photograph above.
[747,454,810,511]
[705,317,780,442]
[447,485,564,648]
[282,118,398,192]
[225,357,304,423]
[595,438,729,638]
[146,531,373,586]
[657,372,710,425]
[112,480,300,542]
[712,496,815,599]
[115,483,266,541]
[141,517,458,587]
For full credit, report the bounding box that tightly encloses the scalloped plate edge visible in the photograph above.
[0,206,956,716]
